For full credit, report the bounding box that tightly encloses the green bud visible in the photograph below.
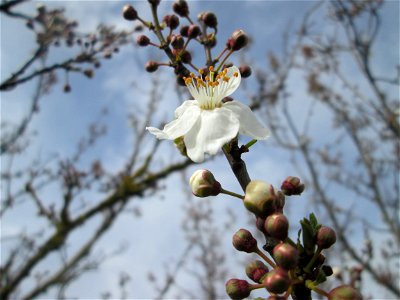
[273,243,299,270]
[245,260,269,283]
[232,229,257,253]
[244,180,277,217]
[189,169,221,197]
[264,213,289,241]
[263,267,290,294]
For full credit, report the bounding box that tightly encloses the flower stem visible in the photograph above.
[220,188,244,200]
[305,280,329,297]
[245,139,258,149]
[215,49,233,73]
[304,247,322,273]
[255,247,276,268]
[249,283,265,291]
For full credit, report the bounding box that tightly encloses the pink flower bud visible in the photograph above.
[225,279,251,300]
[145,61,158,72]
[232,229,257,253]
[137,35,150,47]
[328,285,362,300]
[180,50,192,63]
[244,180,277,217]
[281,176,305,196]
[173,0,189,17]
[164,14,180,30]
[122,5,138,21]
[189,169,221,197]
[188,24,201,39]
[263,267,290,294]
[273,243,298,270]
[264,213,289,241]
[246,260,269,283]
[170,35,184,49]
[180,25,189,37]
[228,29,249,51]
[239,65,252,78]
[201,11,218,28]
[316,226,337,249]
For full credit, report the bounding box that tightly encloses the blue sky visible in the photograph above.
[1,1,399,299]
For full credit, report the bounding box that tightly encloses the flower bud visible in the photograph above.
[316,226,336,249]
[145,61,159,72]
[273,243,298,270]
[225,279,251,300]
[180,50,192,63]
[232,229,257,253]
[228,29,249,51]
[322,265,334,277]
[148,0,160,6]
[137,35,150,47]
[63,84,71,93]
[244,180,277,217]
[263,267,290,294]
[239,65,252,78]
[328,285,362,300]
[164,14,180,30]
[264,213,289,241]
[122,5,138,21]
[189,169,221,197]
[83,69,94,78]
[173,0,189,17]
[222,96,233,103]
[275,191,285,212]
[180,25,189,37]
[205,34,217,48]
[171,35,184,49]
[201,11,218,28]
[281,176,305,196]
[188,24,201,39]
[245,260,269,283]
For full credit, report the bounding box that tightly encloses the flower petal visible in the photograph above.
[184,108,239,162]
[223,101,270,139]
[217,65,241,97]
[175,100,197,118]
[146,104,200,140]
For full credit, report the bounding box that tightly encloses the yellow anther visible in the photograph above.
[209,66,214,72]
[205,76,210,82]
[190,72,195,77]
[223,76,230,82]
[233,72,239,77]
[198,69,204,75]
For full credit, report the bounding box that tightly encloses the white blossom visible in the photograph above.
[146,66,269,162]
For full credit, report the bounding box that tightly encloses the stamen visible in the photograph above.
[233,72,239,77]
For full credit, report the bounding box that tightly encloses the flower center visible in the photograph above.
[183,66,239,110]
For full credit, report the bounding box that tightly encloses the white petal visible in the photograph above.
[223,101,270,139]
[146,105,200,140]
[174,100,197,118]
[219,66,241,97]
[184,108,240,162]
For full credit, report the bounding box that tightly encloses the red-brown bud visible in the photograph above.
[232,229,257,253]
[137,35,150,47]
[180,50,192,63]
[171,35,184,49]
[180,25,189,37]
[245,260,269,283]
[228,29,249,51]
[239,65,252,78]
[244,180,277,218]
[201,11,218,28]
[164,14,180,30]
[148,0,160,6]
[225,279,251,300]
[188,24,201,39]
[83,69,94,78]
[189,169,221,197]
[122,5,138,21]
[145,61,159,72]
[328,285,362,300]
[63,84,71,93]
[281,176,305,196]
[273,243,298,270]
[263,268,290,294]
[316,226,337,249]
[264,213,289,241]
[173,0,189,17]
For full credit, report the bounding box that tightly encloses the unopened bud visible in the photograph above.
[173,0,189,17]
[201,11,218,28]
[244,180,277,217]
[122,5,138,21]
[322,265,334,277]
[148,0,160,6]
[180,50,192,63]
[164,14,180,30]
[63,84,71,93]
[180,25,189,37]
[245,260,269,283]
[316,226,336,249]
[171,35,184,49]
[328,285,362,300]
[232,229,257,253]
[264,213,289,241]
[137,35,150,46]
[273,243,298,270]
[189,169,221,197]
[83,69,94,78]
[225,279,251,300]
[263,267,290,294]
[188,24,201,39]
[145,61,159,72]
[239,65,252,78]
[228,29,248,51]
[222,96,233,103]
[281,176,305,196]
